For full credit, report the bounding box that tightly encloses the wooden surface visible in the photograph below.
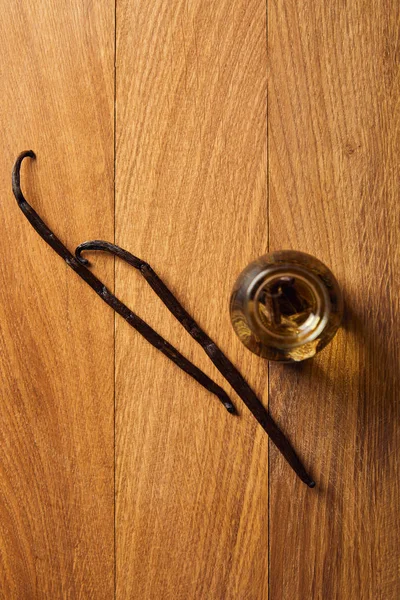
[0,0,399,599]
[115,0,268,598]
[0,2,115,598]
[269,1,400,598]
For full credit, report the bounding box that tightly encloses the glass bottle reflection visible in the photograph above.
[230,250,343,362]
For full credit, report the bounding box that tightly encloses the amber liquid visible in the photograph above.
[230,251,343,362]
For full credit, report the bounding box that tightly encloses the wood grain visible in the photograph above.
[115,0,268,598]
[268,1,400,598]
[1,1,399,597]
[0,2,114,597]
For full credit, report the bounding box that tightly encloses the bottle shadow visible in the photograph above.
[268,293,398,492]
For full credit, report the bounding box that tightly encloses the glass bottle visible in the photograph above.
[230,250,343,362]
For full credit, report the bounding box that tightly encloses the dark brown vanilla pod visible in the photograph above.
[75,241,315,488]
[12,150,315,487]
[12,151,235,414]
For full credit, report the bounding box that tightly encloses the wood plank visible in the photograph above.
[116,0,268,598]
[0,2,115,597]
[268,1,400,598]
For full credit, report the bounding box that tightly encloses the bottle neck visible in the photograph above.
[244,264,331,350]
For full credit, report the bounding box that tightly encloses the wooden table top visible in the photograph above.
[0,1,399,598]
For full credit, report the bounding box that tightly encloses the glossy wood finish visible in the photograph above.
[115,0,268,597]
[1,0,399,598]
[268,1,400,598]
[0,2,115,598]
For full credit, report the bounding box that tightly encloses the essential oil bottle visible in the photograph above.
[230,250,343,362]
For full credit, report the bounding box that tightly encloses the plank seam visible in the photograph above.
[113,0,117,598]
